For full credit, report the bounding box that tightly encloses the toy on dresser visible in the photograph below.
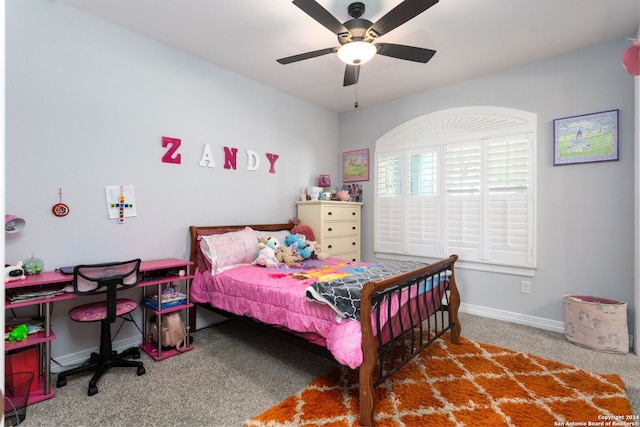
[5,261,26,283]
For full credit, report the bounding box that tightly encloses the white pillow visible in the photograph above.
[254,229,291,245]
[199,227,259,274]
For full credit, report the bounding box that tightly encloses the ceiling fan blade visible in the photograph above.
[369,0,438,38]
[292,0,349,35]
[343,64,360,86]
[376,43,436,63]
[277,47,338,64]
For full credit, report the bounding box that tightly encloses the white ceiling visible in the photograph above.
[60,0,639,113]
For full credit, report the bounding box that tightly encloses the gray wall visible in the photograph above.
[339,39,636,338]
[5,1,338,360]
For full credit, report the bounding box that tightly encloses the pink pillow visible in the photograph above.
[290,224,316,242]
[199,227,259,274]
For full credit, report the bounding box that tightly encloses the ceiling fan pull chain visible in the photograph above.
[354,84,359,109]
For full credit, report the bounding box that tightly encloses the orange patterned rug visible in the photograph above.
[246,334,633,427]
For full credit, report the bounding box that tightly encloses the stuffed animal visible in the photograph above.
[5,261,26,283]
[253,236,281,268]
[306,241,328,260]
[276,244,301,265]
[7,324,29,342]
[290,236,327,260]
[284,233,305,249]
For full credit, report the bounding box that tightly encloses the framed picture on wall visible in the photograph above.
[553,109,619,165]
[342,149,369,182]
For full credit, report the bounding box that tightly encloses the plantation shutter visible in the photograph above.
[374,107,537,272]
[486,134,534,266]
[375,151,405,253]
[407,148,441,255]
[444,142,482,259]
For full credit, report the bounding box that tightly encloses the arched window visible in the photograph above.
[374,107,537,274]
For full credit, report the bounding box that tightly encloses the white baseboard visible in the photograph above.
[195,310,227,329]
[50,303,635,373]
[459,302,635,350]
[50,336,142,374]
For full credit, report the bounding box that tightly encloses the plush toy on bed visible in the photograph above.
[277,243,301,265]
[284,233,305,249]
[288,234,328,260]
[253,236,281,268]
[284,233,308,259]
[305,241,328,260]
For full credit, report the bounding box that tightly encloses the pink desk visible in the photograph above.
[4,258,193,404]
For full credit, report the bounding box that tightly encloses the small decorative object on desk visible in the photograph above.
[5,262,26,283]
[6,324,29,342]
[23,254,44,275]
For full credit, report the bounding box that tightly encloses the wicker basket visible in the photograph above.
[4,372,34,426]
[563,295,629,354]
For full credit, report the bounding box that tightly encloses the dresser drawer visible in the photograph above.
[321,205,360,222]
[322,236,359,255]
[327,251,360,262]
[320,221,359,238]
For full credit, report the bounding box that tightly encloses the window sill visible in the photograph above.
[374,252,537,277]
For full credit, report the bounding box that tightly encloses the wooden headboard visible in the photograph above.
[189,223,294,270]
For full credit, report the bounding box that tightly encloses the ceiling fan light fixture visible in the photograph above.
[337,41,376,65]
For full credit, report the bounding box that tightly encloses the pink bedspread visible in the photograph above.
[190,258,445,368]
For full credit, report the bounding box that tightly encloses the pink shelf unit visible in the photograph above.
[3,257,194,406]
[139,342,194,362]
[5,330,56,352]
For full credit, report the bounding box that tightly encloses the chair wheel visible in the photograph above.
[137,366,146,376]
[88,384,98,396]
[57,378,67,388]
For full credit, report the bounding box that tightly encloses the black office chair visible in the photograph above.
[56,259,146,396]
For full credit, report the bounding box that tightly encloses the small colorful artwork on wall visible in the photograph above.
[553,110,619,166]
[105,185,137,223]
[342,149,369,182]
[52,188,69,217]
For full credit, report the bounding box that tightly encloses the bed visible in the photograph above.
[188,223,461,426]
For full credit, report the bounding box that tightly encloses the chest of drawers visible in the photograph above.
[296,201,363,261]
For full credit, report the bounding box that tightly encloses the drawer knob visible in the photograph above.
[328,227,333,232]
[352,242,356,246]
[352,212,356,216]
[328,245,333,249]
[352,226,356,230]
[328,211,333,216]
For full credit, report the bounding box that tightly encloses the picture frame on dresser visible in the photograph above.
[342,149,369,182]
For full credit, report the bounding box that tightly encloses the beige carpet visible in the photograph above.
[246,333,633,427]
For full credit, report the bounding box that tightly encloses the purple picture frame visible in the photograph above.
[553,110,619,166]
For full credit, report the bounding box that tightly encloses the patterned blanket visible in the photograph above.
[305,261,427,321]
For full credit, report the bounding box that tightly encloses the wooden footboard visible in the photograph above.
[359,255,460,426]
[189,225,460,426]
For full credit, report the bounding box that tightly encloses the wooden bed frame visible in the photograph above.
[188,223,461,426]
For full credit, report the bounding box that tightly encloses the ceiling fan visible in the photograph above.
[277,0,438,86]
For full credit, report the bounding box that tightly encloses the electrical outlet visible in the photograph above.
[520,280,531,294]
